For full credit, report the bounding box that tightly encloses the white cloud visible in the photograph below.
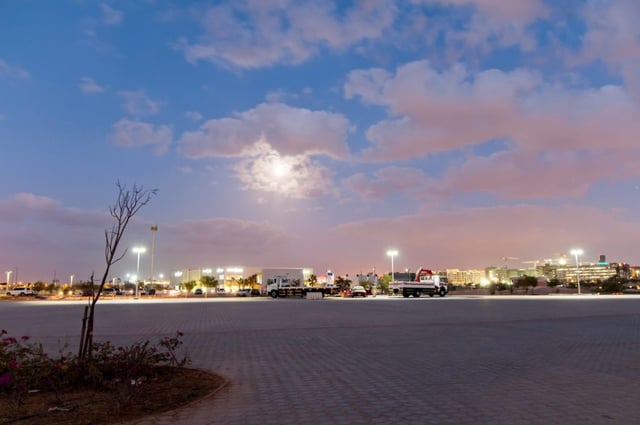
[179,102,351,159]
[175,0,397,68]
[101,3,123,25]
[0,59,30,80]
[233,141,335,199]
[184,111,203,121]
[109,118,173,155]
[78,76,105,94]
[417,0,547,49]
[118,90,163,116]
[577,0,640,99]
[421,0,548,22]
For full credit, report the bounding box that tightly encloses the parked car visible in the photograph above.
[351,286,367,297]
[236,289,251,297]
[102,288,118,296]
[6,287,35,296]
[194,288,203,295]
[217,288,225,295]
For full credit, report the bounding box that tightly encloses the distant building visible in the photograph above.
[446,269,486,285]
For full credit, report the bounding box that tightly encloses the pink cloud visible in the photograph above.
[344,166,430,200]
[346,61,640,181]
[429,150,640,200]
[332,203,640,272]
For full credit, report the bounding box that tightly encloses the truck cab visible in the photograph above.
[390,268,448,298]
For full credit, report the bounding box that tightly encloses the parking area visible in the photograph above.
[2,295,640,424]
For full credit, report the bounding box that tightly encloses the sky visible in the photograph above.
[2,0,640,284]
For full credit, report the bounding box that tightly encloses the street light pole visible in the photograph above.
[570,248,583,295]
[386,249,398,283]
[132,246,146,299]
[150,224,158,287]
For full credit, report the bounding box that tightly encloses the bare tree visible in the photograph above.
[79,182,157,360]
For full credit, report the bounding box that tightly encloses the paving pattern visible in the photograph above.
[2,295,640,424]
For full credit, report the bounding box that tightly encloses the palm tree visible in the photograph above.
[307,274,318,287]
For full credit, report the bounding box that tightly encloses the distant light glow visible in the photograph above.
[226,267,243,273]
[273,159,291,178]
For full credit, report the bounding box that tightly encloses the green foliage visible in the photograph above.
[1,330,189,407]
[183,280,196,293]
[593,277,626,293]
[547,278,561,288]
[32,281,46,293]
[200,275,218,291]
[378,274,391,294]
[516,276,539,293]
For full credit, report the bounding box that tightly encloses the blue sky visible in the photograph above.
[2,0,640,283]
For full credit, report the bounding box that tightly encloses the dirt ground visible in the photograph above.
[0,367,226,425]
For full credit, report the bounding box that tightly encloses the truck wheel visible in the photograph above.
[402,290,409,298]
[270,290,278,298]
[439,287,446,297]
[414,290,421,298]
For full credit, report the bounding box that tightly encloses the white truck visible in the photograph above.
[390,268,448,298]
[267,276,324,298]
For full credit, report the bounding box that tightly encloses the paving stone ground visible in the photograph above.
[2,295,640,424]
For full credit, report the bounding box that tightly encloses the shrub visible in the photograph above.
[0,330,189,407]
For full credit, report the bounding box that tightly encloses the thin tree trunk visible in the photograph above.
[78,305,88,358]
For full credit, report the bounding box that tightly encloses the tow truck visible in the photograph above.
[390,268,448,298]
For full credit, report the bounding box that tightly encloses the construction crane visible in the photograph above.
[522,260,540,273]
[502,256,518,268]
[502,257,517,284]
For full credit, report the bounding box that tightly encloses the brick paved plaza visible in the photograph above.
[2,295,640,424]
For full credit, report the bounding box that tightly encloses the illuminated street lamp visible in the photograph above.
[570,248,584,295]
[132,246,146,299]
[386,249,398,282]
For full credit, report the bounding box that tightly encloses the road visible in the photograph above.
[2,295,640,424]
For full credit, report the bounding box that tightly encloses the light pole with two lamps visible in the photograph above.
[132,246,146,299]
[570,248,583,295]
